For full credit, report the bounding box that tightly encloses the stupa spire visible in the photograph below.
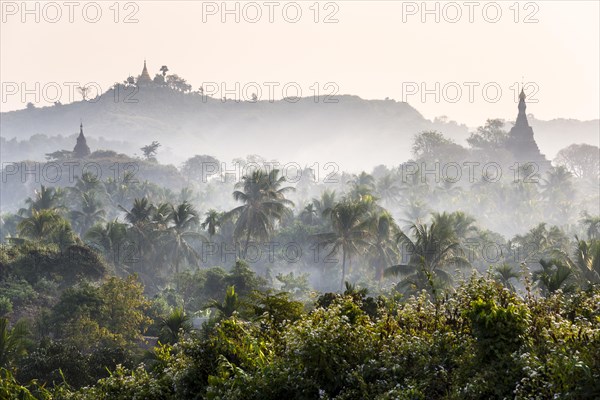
[137,59,152,85]
[515,86,528,127]
[73,121,91,158]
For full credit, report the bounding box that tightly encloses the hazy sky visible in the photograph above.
[1,0,599,126]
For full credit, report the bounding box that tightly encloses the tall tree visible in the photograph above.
[533,259,576,296]
[467,119,508,150]
[347,172,375,200]
[165,201,202,278]
[375,174,401,207]
[493,264,520,292]
[17,209,67,241]
[557,238,600,286]
[119,198,156,270]
[368,211,399,283]
[20,185,64,216]
[226,169,294,258]
[140,141,161,162]
[70,192,106,235]
[580,212,600,240]
[312,190,337,222]
[314,200,372,291]
[385,222,470,298]
[85,220,129,269]
[554,143,599,181]
[201,209,223,237]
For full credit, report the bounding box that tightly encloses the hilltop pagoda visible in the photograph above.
[137,59,153,86]
[73,122,91,158]
[504,89,551,171]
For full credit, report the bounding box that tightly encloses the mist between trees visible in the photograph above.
[1,120,599,399]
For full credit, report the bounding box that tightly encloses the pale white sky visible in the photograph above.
[1,0,599,126]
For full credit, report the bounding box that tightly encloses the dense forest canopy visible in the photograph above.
[1,68,599,400]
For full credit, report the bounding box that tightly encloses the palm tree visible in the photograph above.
[400,197,430,226]
[0,318,29,369]
[119,198,156,264]
[580,212,600,240]
[533,259,576,296]
[19,185,64,216]
[226,169,294,258]
[70,192,106,235]
[375,174,401,207]
[201,209,223,237]
[312,189,337,222]
[105,171,137,213]
[349,171,375,189]
[431,211,477,243]
[119,197,154,226]
[178,187,195,203]
[512,223,570,262]
[541,166,574,199]
[385,222,470,298]
[152,202,173,229]
[314,200,372,291]
[368,211,399,283]
[85,219,129,267]
[347,172,376,200]
[299,203,318,225]
[72,171,105,196]
[166,201,202,278]
[557,238,600,286]
[17,209,65,240]
[493,264,520,291]
[158,308,192,345]
[206,286,240,318]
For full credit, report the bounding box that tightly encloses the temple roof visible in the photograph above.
[138,60,152,84]
[515,88,528,127]
[504,87,551,169]
[73,122,91,158]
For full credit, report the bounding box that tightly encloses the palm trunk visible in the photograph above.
[174,246,180,291]
[375,260,383,284]
[340,249,347,292]
[242,229,252,259]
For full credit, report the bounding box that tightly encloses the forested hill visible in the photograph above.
[2,86,598,169]
[1,87,467,168]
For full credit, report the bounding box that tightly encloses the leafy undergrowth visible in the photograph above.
[4,276,599,400]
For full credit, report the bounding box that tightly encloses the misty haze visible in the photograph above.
[1,1,599,399]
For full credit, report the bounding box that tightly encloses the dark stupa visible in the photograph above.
[504,89,551,170]
[73,122,91,158]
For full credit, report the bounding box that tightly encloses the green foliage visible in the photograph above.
[0,276,36,308]
[158,308,192,345]
[467,296,529,360]
[467,119,508,150]
[1,242,107,288]
[0,318,29,369]
[225,260,267,298]
[0,367,51,400]
[17,340,133,389]
[225,169,294,258]
[386,220,470,298]
[0,297,13,317]
[20,276,596,400]
[2,145,600,399]
[207,286,240,319]
[50,275,151,349]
